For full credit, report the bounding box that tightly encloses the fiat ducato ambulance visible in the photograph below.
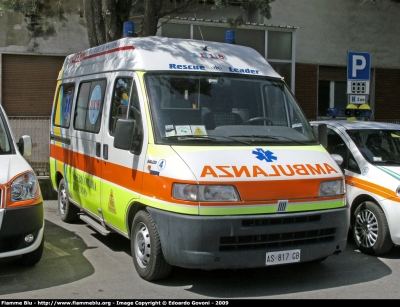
[0,104,44,266]
[311,119,400,256]
[50,36,349,281]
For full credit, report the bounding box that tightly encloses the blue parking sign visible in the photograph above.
[347,52,371,81]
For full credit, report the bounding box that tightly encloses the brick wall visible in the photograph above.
[374,68,400,120]
[2,54,65,116]
[294,63,318,120]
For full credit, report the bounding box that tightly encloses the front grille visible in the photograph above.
[242,214,320,227]
[220,228,336,251]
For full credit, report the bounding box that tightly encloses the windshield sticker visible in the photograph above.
[191,125,207,136]
[373,156,383,162]
[362,167,369,176]
[229,67,260,74]
[165,125,176,137]
[176,126,192,135]
[88,85,102,124]
[253,148,277,163]
[169,64,205,70]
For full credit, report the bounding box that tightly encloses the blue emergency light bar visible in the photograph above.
[327,108,372,118]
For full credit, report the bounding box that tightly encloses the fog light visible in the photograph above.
[25,234,35,243]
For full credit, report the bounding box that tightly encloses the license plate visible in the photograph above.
[265,249,301,265]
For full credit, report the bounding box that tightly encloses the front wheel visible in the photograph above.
[352,201,393,255]
[58,178,80,223]
[131,210,171,281]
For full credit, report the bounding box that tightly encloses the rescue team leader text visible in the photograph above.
[201,163,339,177]
[169,64,260,74]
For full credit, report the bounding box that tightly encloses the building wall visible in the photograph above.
[268,0,400,69]
[375,68,400,120]
[295,63,318,119]
[1,54,65,116]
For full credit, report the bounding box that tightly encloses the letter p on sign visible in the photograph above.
[347,51,371,81]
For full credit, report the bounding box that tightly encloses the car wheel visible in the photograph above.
[352,201,393,255]
[58,178,80,223]
[131,210,171,281]
[17,235,44,266]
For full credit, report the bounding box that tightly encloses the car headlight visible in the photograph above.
[173,184,240,202]
[11,172,40,202]
[319,179,345,197]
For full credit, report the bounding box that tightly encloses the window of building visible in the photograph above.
[318,81,347,117]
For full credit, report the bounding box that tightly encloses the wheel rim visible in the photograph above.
[354,208,379,248]
[59,183,67,215]
[134,222,151,269]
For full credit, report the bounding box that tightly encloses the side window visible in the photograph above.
[348,151,361,174]
[109,77,143,153]
[53,83,74,128]
[74,79,107,133]
[110,78,133,135]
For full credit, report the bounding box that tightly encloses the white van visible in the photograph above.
[0,104,44,265]
[311,119,400,256]
[50,36,349,281]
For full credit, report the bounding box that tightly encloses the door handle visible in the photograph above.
[96,142,101,157]
[103,144,108,160]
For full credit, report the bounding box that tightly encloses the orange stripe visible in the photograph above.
[346,175,399,201]
[51,144,344,205]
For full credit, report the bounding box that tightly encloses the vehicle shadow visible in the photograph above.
[0,219,95,296]
[153,241,397,298]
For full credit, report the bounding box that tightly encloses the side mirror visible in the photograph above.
[114,119,136,150]
[17,135,32,157]
[313,124,327,149]
[331,153,343,166]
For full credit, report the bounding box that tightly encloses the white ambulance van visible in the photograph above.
[0,104,44,265]
[311,119,400,256]
[50,35,349,281]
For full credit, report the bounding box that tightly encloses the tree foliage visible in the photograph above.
[0,0,275,48]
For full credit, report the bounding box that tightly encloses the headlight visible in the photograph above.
[11,172,40,202]
[173,184,240,202]
[319,179,344,197]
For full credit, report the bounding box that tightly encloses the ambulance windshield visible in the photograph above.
[145,72,317,146]
[347,129,400,164]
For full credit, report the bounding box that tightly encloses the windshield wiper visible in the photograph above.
[229,135,308,145]
[162,135,215,141]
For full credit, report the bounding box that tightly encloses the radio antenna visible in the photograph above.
[195,14,208,51]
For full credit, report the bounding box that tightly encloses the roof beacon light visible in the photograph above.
[225,30,235,44]
[123,21,135,38]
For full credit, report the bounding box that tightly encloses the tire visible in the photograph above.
[352,201,393,255]
[131,210,172,281]
[58,178,80,223]
[17,235,44,266]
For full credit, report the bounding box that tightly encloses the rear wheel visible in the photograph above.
[352,201,393,255]
[17,235,44,266]
[131,210,171,281]
[58,179,80,223]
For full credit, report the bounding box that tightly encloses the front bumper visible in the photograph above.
[148,205,349,270]
[0,202,44,258]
